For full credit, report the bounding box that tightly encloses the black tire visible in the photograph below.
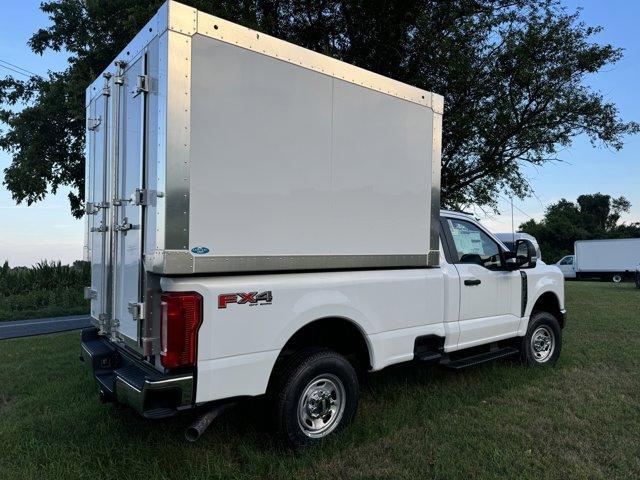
[270,348,359,449]
[520,311,562,366]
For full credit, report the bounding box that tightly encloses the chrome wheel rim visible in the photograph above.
[530,326,555,363]
[297,374,346,438]
[613,275,622,283]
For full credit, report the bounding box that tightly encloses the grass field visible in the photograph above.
[0,281,639,479]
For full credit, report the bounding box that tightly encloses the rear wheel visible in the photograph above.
[520,311,562,366]
[270,348,359,449]
[612,274,623,283]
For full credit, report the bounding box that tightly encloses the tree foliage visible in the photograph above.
[520,193,640,262]
[1,0,637,217]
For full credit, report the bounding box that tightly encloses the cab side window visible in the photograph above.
[447,218,503,270]
[559,256,573,265]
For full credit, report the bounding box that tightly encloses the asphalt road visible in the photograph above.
[0,315,92,340]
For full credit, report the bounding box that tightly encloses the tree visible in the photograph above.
[520,193,640,262]
[1,0,638,217]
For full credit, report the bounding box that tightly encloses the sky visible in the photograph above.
[0,0,638,266]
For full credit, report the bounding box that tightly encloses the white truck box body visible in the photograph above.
[85,1,443,275]
[84,1,442,350]
[575,238,640,273]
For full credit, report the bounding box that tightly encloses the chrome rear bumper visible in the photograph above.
[80,327,194,418]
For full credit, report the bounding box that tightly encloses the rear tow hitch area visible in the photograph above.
[80,327,195,418]
[185,402,237,442]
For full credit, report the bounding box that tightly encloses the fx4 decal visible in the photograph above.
[218,291,273,309]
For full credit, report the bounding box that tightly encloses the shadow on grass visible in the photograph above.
[66,354,562,459]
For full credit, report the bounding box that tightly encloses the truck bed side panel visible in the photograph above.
[161,268,445,403]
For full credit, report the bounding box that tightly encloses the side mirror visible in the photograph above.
[515,239,537,269]
[504,239,538,270]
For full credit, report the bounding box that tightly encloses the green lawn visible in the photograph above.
[1,282,639,479]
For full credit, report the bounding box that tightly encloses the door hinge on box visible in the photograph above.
[133,188,147,206]
[128,302,145,322]
[87,117,102,131]
[84,287,98,300]
[133,75,149,97]
[85,201,109,215]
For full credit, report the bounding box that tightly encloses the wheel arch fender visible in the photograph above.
[524,290,565,331]
[266,312,374,395]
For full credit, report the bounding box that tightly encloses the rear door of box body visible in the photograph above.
[86,84,110,322]
[86,47,153,351]
[109,54,148,347]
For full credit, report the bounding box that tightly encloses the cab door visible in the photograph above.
[441,216,521,349]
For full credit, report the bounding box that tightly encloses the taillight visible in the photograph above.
[160,292,203,369]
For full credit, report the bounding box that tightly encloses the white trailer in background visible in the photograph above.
[80,0,566,448]
[573,238,640,282]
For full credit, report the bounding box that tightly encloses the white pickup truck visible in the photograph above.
[80,1,566,448]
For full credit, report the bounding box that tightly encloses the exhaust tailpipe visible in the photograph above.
[185,402,236,442]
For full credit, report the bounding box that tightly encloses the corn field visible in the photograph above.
[0,260,90,321]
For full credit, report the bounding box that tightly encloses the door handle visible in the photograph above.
[464,278,482,286]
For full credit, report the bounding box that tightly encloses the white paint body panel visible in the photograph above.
[453,263,521,349]
[575,239,640,273]
[162,268,446,402]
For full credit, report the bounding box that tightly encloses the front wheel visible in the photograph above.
[612,274,623,283]
[270,348,359,449]
[520,311,562,366]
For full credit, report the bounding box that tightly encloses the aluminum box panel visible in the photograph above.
[181,34,438,271]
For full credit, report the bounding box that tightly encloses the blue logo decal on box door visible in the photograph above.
[191,246,210,255]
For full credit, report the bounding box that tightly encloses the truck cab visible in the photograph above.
[556,255,576,279]
[439,211,562,350]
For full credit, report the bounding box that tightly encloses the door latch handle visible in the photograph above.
[114,217,133,232]
[464,279,482,286]
[90,224,108,233]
